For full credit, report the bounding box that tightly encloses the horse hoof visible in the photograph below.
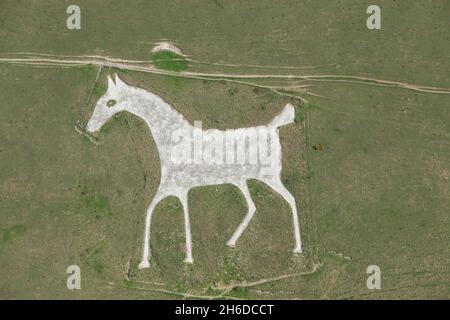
[138,260,150,269]
[226,241,237,248]
[293,247,302,254]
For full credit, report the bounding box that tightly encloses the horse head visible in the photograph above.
[86,74,128,133]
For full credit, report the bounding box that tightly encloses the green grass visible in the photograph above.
[150,51,188,72]
[3,225,27,243]
[84,194,109,212]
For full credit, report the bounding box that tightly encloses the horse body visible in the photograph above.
[87,75,302,269]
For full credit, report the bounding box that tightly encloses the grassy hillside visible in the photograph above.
[0,0,449,299]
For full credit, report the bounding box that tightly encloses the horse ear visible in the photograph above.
[107,75,116,90]
[114,74,126,87]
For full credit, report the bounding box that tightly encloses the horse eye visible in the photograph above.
[106,99,117,107]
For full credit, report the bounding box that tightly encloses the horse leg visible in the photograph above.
[227,182,256,247]
[179,193,193,263]
[138,192,164,269]
[264,178,302,253]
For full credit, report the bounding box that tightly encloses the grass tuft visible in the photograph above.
[3,225,27,243]
[150,51,188,72]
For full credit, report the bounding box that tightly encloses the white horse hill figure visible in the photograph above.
[87,74,302,269]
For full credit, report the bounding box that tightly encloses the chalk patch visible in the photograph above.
[151,41,184,56]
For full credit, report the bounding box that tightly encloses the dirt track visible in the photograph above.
[1,52,450,96]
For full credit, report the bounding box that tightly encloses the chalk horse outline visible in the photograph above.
[87,75,302,269]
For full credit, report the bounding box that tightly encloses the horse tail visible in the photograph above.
[270,103,295,128]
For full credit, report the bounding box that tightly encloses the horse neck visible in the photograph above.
[124,89,191,139]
